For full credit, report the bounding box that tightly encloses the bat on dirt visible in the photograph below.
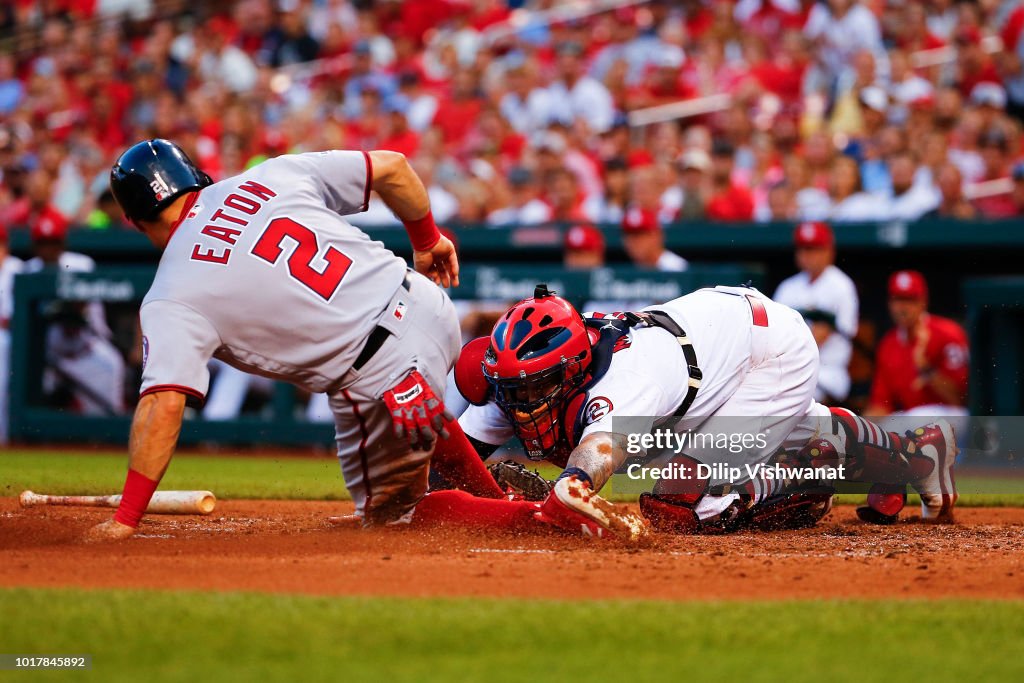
[19,490,217,515]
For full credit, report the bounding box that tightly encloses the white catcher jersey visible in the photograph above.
[460,286,766,447]
[139,150,408,401]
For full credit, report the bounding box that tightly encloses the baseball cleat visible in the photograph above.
[907,420,959,521]
[535,476,650,542]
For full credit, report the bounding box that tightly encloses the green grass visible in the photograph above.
[2,450,1024,506]
[0,588,1022,683]
[0,450,349,500]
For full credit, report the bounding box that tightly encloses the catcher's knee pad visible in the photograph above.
[798,429,846,466]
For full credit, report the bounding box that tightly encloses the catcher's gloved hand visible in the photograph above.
[487,460,553,501]
[382,370,453,451]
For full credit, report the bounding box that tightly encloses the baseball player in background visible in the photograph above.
[442,284,959,539]
[85,139,504,541]
[0,221,23,443]
[773,222,859,404]
[24,210,126,416]
[866,270,969,435]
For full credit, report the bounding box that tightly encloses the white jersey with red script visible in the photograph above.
[459,286,830,467]
[139,150,409,401]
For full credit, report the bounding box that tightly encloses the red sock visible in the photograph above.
[431,419,506,498]
[411,490,538,530]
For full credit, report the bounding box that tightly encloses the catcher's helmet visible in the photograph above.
[484,285,593,461]
[110,139,212,224]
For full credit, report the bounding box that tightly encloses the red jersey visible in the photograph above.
[870,314,969,412]
[706,185,755,221]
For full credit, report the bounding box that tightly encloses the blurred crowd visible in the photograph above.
[4,0,1024,239]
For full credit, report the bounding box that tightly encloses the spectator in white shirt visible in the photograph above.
[499,60,552,135]
[880,152,940,221]
[829,156,885,222]
[397,70,439,133]
[583,157,630,225]
[412,157,459,224]
[804,0,885,89]
[969,82,1009,130]
[486,167,552,227]
[761,181,799,222]
[547,42,615,134]
[661,149,710,221]
[782,155,832,221]
[773,221,859,403]
[191,20,258,93]
[589,6,666,85]
[888,49,933,124]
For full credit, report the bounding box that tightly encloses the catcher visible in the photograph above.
[433,284,958,540]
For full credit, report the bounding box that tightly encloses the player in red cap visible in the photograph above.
[773,222,859,404]
[621,206,688,271]
[24,208,126,416]
[27,207,72,266]
[867,270,969,418]
[563,223,605,270]
[0,219,24,444]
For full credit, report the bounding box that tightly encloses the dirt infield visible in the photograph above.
[2,497,1023,601]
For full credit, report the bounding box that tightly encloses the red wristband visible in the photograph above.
[403,209,441,251]
[113,469,159,528]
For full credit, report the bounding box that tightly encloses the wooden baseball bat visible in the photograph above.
[19,490,217,515]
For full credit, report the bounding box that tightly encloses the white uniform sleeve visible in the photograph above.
[139,299,221,402]
[772,277,794,308]
[0,257,23,321]
[290,150,372,216]
[581,370,669,440]
[459,401,515,447]
[835,276,859,339]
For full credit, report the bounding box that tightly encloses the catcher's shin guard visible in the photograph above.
[814,409,957,523]
[823,408,914,480]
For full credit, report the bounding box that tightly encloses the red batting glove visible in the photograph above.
[382,370,453,451]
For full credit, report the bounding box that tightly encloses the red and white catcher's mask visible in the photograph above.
[483,286,593,461]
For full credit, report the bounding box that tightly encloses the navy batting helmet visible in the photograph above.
[110,139,212,223]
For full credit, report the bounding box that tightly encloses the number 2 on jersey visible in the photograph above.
[251,217,352,301]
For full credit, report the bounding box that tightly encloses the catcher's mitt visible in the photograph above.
[487,460,553,501]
